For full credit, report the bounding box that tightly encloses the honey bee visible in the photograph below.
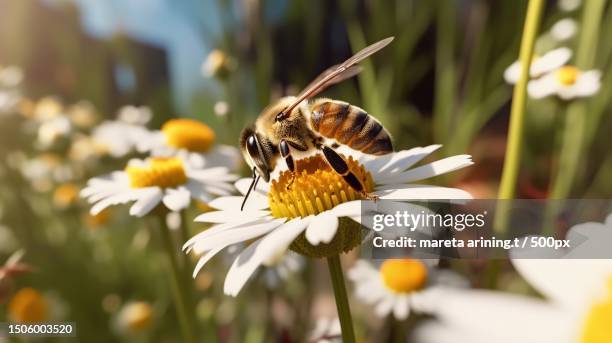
[240,37,394,209]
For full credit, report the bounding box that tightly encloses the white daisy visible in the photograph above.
[504,47,572,84]
[528,66,601,100]
[184,145,473,296]
[412,214,612,343]
[92,120,150,158]
[81,157,237,217]
[36,116,72,148]
[117,105,152,126]
[348,259,466,320]
[137,118,241,170]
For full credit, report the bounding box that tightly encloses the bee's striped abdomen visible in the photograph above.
[309,100,392,155]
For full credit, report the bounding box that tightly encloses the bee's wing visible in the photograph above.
[279,36,394,118]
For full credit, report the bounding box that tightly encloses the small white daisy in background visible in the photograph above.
[67,101,99,130]
[20,153,76,192]
[117,105,152,126]
[137,118,241,170]
[81,157,237,217]
[308,317,341,343]
[550,18,578,42]
[412,214,612,343]
[528,66,601,100]
[31,96,64,122]
[36,116,72,149]
[559,0,581,12]
[92,112,151,158]
[504,47,572,84]
[184,145,472,296]
[348,259,466,320]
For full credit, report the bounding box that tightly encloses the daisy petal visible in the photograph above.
[378,155,473,185]
[192,246,224,277]
[194,210,269,223]
[191,218,286,254]
[223,217,312,296]
[209,195,268,211]
[305,212,339,245]
[162,187,191,212]
[129,188,163,217]
[375,185,472,200]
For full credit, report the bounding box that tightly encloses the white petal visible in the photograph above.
[503,61,521,84]
[375,145,442,179]
[531,47,572,76]
[378,155,473,185]
[550,19,577,41]
[413,288,576,343]
[184,180,213,203]
[191,218,286,254]
[511,259,612,309]
[194,210,269,223]
[329,201,361,217]
[527,74,559,99]
[209,195,268,211]
[393,295,410,320]
[129,188,164,217]
[375,184,473,200]
[90,190,139,215]
[192,246,224,277]
[162,187,191,212]
[223,217,312,296]
[305,212,339,245]
[374,294,395,318]
[235,177,270,196]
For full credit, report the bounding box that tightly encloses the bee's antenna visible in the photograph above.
[241,168,259,211]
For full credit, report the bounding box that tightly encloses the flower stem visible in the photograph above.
[157,215,197,343]
[327,255,356,343]
[494,0,545,235]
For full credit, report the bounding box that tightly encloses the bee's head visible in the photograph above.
[239,127,276,182]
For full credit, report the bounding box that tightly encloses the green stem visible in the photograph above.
[327,255,355,343]
[544,0,605,234]
[494,0,545,235]
[548,0,605,198]
[157,215,197,343]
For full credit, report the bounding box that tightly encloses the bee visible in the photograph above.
[240,37,394,209]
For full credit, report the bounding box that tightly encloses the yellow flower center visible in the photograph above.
[269,155,373,218]
[53,183,80,209]
[268,154,374,258]
[125,157,187,188]
[582,277,612,343]
[161,119,215,152]
[380,259,428,293]
[557,66,580,85]
[8,288,49,323]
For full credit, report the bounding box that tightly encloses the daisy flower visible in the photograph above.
[504,47,572,84]
[184,145,473,296]
[527,66,601,100]
[81,157,237,217]
[137,118,241,170]
[412,214,612,343]
[92,119,150,158]
[348,259,467,320]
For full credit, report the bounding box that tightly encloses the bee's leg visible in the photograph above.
[279,139,296,189]
[319,145,379,201]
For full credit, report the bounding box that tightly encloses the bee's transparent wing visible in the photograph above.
[279,36,394,118]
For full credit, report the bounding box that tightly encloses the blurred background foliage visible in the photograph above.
[0,0,611,342]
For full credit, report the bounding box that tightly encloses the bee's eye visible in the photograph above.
[246,134,260,158]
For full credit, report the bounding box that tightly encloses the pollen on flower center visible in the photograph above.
[268,154,374,258]
[161,118,215,152]
[380,259,428,293]
[126,157,187,188]
[582,277,612,343]
[268,154,373,219]
[557,66,580,85]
